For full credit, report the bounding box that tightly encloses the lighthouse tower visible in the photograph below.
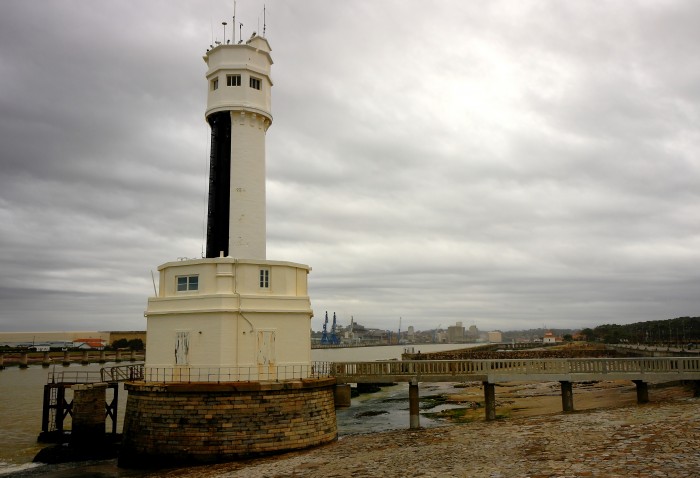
[142,34,313,373]
[204,35,272,260]
[121,31,337,469]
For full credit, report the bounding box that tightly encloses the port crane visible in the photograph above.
[320,311,340,345]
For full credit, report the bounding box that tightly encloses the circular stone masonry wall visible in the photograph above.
[119,378,337,468]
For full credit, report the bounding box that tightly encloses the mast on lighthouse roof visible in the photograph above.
[203,34,273,260]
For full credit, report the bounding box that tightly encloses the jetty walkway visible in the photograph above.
[322,356,700,427]
[39,357,700,436]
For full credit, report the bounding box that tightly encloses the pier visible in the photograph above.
[0,350,144,368]
[100,356,700,430]
[324,356,700,428]
[38,364,144,443]
[34,356,700,452]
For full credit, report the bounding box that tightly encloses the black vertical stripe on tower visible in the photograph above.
[205,112,232,258]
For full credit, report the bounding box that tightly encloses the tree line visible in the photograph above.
[111,338,145,350]
[579,316,699,345]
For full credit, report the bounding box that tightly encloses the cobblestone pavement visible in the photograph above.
[159,396,699,478]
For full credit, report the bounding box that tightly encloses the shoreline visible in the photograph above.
[11,380,697,477]
[159,382,699,477]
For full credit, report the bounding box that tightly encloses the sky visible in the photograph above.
[1,0,699,334]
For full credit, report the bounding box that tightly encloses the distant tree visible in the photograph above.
[580,328,596,342]
[563,334,573,342]
[112,338,129,349]
[127,338,144,351]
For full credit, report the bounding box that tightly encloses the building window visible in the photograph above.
[249,76,261,90]
[259,269,269,288]
[211,77,219,90]
[177,275,199,292]
[227,74,241,86]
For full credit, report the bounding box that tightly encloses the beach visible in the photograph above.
[136,381,699,477]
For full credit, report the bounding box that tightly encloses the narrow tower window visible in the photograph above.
[177,275,199,292]
[227,74,241,86]
[249,76,261,90]
[259,269,269,288]
[211,78,219,90]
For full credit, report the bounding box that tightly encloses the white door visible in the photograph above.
[256,330,276,376]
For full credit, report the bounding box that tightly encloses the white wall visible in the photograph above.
[146,258,312,372]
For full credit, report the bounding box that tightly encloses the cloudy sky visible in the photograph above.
[1,1,699,334]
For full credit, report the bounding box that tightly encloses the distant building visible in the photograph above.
[447,322,465,343]
[467,325,479,340]
[487,330,503,343]
[543,331,558,344]
[74,338,107,349]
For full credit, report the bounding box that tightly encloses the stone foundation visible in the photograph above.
[119,378,337,468]
[71,383,107,447]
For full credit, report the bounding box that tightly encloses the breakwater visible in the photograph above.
[403,345,624,361]
[0,350,144,368]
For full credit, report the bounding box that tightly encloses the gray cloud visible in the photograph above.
[1,1,699,334]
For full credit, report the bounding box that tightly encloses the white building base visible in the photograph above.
[145,257,312,379]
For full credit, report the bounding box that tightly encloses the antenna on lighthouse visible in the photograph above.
[263,5,266,37]
[232,1,236,44]
[238,22,243,43]
[222,21,227,44]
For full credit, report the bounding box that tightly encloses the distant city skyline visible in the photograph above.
[1,1,699,333]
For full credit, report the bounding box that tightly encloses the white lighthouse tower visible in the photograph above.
[142,34,313,375]
[204,34,271,260]
[121,29,337,469]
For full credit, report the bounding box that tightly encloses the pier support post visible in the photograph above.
[130,350,136,361]
[483,382,496,421]
[633,380,649,403]
[115,350,122,362]
[99,350,106,363]
[409,379,420,429]
[41,384,51,435]
[81,350,90,365]
[333,384,351,408]
[0,353,4,369]
[62,350,71,366]
[71,383,107,448]
[19,352,29,368]
[42,351,52,367]
[560,381,574,412]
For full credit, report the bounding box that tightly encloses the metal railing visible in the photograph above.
[140,363,332,383]
[47,370,103,384]
[101,363,145,382]
[326,357,700,382]
[49,357,700,386]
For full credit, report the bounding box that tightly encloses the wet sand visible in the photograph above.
[13,380,697,477]
[141,380,699,477]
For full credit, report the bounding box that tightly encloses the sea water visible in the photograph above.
[0,362,129,476]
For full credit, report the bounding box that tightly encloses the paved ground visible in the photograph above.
[161,392,699,478]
